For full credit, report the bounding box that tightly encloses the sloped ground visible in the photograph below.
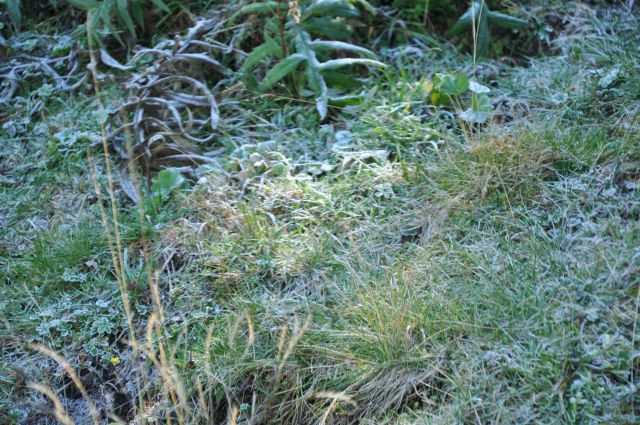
[1,4,639,424]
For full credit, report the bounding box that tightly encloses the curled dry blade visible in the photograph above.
[105,17,232,201]
[0,36,86,121]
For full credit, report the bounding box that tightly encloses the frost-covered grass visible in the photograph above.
[1,4,639,424]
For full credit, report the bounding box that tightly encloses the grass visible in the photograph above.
[1,1,639,424]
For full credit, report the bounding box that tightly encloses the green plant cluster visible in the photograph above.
[1,0,204,44]
[236,0,386,118]
[446,0,528,56]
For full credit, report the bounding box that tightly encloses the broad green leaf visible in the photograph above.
[294,30,320,65]
[354,0,375,14]
[488,11,527,29]
[303,17,352,39]
[242,37,282,72]
[260,54,306,91]
[229,1,281,24]
[316,91,329,119]
[322,70,360,89]
[306,67,329,118]
[471,93,492,112]
[238,1,281,15]
[446,0,484,37]
[308,40,377,58]
[303,0,360,20]
[329,94,364,107]
[306,66,325,95]
[317,58,386,71]
[151,169,185,197]
[459,93,492,124]
[439,72,469,95]
[264,15,281,34]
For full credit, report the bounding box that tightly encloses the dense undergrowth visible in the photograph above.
[1,1,639,424]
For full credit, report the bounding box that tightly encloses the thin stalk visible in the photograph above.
[85,11,145,423]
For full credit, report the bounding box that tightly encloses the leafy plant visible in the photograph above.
[2,0,181,45]
[446,0,528,56]
[67,0,171,45]
[422,70,493,124]
[350,0,452,46]
[151,168,185,197]
[143,168,185,216]
[237,0,385,118]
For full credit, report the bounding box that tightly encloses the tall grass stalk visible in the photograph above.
[83,8,236,422]
[85,10,146,423]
